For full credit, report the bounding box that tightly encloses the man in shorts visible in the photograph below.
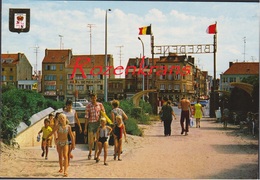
[178,96,192,135]
[84,93,105,160]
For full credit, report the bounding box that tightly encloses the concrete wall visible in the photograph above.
[15,107,55,147]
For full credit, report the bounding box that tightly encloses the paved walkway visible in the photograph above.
[0,115,259,178]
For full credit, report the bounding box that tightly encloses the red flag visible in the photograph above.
[206,24,216,34]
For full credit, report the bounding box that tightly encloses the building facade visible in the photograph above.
[41,49,114,101]
[124,54,208,102]
[1,53,32,87]
[220,62,259,92]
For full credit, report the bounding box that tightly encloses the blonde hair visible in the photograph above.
[58,113,69,124]
[100,117,106,123]
[116,115,122,120]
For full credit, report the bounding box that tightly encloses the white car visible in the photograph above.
[72,102,86,111]
[76,99,88,106]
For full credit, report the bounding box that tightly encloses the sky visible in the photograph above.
[1,1,259,78]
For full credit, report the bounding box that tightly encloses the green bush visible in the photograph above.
[125,117,143,136]
[138,114,150,125]
[1,87,64,142]
[131,107,142,119]
[140,100,152,114]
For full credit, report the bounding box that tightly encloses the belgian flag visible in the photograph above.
[139,25,151,35]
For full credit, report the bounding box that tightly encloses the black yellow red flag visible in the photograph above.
[139,25,151,35]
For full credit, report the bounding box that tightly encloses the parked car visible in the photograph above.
[191,100,208,107]
[72,102,86,111]
[199,100,208,107]
[76,99,88,106]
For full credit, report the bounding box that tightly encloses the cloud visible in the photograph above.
[2,1,259,78]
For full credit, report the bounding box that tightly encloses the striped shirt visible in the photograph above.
[85,102,105,123]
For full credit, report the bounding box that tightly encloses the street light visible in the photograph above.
[138,37,145,100]
[104,8,111,102]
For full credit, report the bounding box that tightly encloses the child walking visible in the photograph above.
[47,113,75,177]
[48,113,55,148]
[113,115,127,161]
[95,118,112,166]
[38,118,52,160]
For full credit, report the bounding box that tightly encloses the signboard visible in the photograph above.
[154,44,214,55]
[9,8,30,33]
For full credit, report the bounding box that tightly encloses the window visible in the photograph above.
[76,85,84,90]
[168,84,172,90]
[26,85,31,90]
[168,74,173,80]
[45,85,56,91]
[97,85,103,90]
[45,65,56,70]
[160,84,165,90]
[2,76,6,81]
[9,76,13,80]
[60,75,63,81]
[44,75,56,81]
[174,84,180,90]
[60,64,63,71]
[2,68,4,71]
[87,74,93,79]
[87,85,94,91]
[68,84,73,90]
[160,75,166,80]
[76,74,84,80]
[10,68,13,72]
[229,77,236,83]
[174,74,181,80]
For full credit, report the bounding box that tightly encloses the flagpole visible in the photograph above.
[150,24,157,114]
[213,21,217,115]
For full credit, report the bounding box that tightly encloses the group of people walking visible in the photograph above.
[159,96,204,136]
[37,93,128,177]
[37,93,204,177]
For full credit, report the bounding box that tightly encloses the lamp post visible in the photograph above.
[104,9,111,102]
[138,37,145,100]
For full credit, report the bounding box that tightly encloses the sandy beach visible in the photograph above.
[0,115,259,179]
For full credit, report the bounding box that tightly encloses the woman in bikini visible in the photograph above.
[95,118,112,166]
[113,115,127,161]
[47,113,75,177]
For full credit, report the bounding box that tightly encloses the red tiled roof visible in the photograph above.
[1,53,28,65]
[42,49,72,63]
[67,54,111,68]
[223,62,259,75]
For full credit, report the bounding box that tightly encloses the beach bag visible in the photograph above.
[108,134,114,146]
[190,117,194,127]
[37,134,41,142]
